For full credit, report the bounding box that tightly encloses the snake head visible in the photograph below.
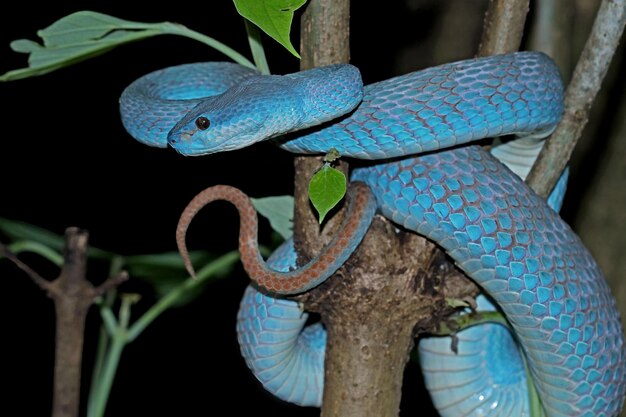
[167,64,363,156]
[167,76,302,156]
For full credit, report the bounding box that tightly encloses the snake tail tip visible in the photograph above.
[186,265,198,280]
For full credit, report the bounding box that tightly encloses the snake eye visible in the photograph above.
[195,117,210,130]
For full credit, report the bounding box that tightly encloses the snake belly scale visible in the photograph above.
[120,51,626,417]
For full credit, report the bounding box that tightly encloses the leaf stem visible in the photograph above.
[244,20,270,74]
[165,23,256,69]
[88,326,126,417]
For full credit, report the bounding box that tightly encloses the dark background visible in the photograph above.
[1,1,623,416]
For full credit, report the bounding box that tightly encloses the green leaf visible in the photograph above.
[0,217,65,250]
[1,11,254,81]
[7,240,64,266]
[251,195,294,240]
[233,0,307,58]
[308,165,346,224]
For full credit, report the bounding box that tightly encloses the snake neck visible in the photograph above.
[286,64,364,130]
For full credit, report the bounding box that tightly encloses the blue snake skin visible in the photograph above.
[120,52,626,417]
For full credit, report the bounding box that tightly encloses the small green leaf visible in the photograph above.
[251,195,294,240]
[1,11,254,81]
[233,0,307,58]
[445,297,472,308]
[308,165,346,224]
[323,148,341,164]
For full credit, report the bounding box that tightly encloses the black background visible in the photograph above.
[1,1,623,416]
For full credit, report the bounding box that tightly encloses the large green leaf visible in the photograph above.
[233,0,307,58]
[1,11,254,81]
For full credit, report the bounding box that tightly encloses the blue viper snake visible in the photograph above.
[120,52,626,417]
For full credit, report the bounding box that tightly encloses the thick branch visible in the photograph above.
[478,0,530,56]
[299,0,351,70]
[526,0,626,197]
[295,2,480,417]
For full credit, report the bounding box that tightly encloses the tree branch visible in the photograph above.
[294,0,351,263]
[93,271,129,297]
[527,0,573,81]
[526,0,626,197]
[478,0,530,56]
[294,2,479,417]
[0,241,54,294]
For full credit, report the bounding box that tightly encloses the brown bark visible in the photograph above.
[478,0,530,56]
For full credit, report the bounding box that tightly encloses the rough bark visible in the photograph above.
[478,0,530,56]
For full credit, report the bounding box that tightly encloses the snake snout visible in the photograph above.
[167,130,193,146]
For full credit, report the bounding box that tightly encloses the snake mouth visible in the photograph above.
[168,132,251,156]
[168,116,268,156]
[168,129,195,145]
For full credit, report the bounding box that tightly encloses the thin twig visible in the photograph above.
[93,271,129,297]
[0,241,53,293]
[526,0,626,198]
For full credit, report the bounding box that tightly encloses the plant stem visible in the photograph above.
[525,353,547,417]
[165,23,256,69]
[86,324,110,417]
[244,20,270,74]
[88,328,126,417]
[126,250,239,342]
[87,280,120,417]
[86,251,238,416]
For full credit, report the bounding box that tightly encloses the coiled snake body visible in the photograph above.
[120,52,626,416]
